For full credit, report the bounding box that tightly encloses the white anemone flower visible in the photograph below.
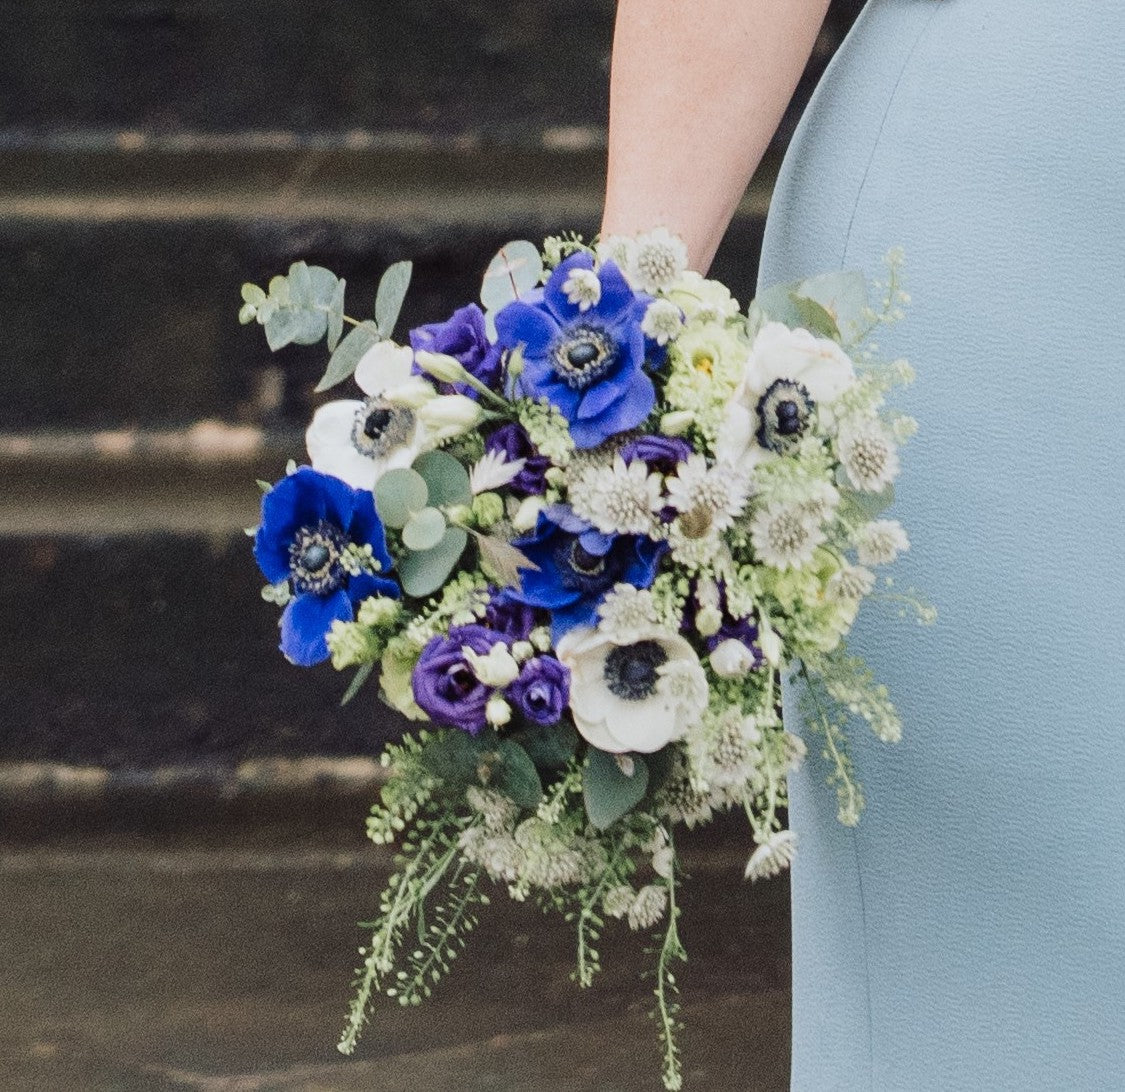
[305,341,432,489]
[556,624,708,754]
[717,321,857,465]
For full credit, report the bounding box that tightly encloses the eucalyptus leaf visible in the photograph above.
[340,661,375,707]
[315,320,379,393]
[492,740,543,809]
[790,294,841,341]
[375,260,413,338]
[401,506,447,551]
[287,260,314,306]
[306,265,340,307]
[747,280,806,332]
[289,307,329,346]
[583,748,649,831]
[837,470,896,519]
[513,721,578,771]
[421,729,487,787]
[326,276,346,352]
[413,450,472,507]
[373,468,429,529]
[794,270,870,346]
[241,282,266,305]
[398,526,468,598]
[480,240,543,311]
[264,307,305,351]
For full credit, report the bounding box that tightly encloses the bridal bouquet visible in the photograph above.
[241,230,930,1089]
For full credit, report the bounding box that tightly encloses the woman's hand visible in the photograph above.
[601,0,832,274]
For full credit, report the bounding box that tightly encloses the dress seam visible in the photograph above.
[840,4,944,268]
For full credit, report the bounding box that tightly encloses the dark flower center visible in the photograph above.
[289,521,347,595]
[525,684,551,712]
[552,325,618,390]
[756,378,814,454]
[352,398,415,458]
[443,663,479,699]
[569,542,606,576]
[604,639,668,701]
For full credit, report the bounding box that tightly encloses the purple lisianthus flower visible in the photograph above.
[484,422,551,495]
[253,467,399,668]
[682,581,765,667]
[510,505,664,641]
[493,252,656,449]
[412,624,505,734]
[483,591,539,641]
[619,434,693,475]
[409,303,503,399]
[507,656,570,727]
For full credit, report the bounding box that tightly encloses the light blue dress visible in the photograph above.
[759,2,1125,1088]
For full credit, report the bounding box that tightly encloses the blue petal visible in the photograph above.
[279,589,353,667]
[541,505,591,534]
[313,469,361,531]
[348,571,401,603]
[345,491,394,573]
[621,536,666,590]
[253,522,292,584]
[550,596,601,643]
[570,371,655,448]
[537,377,583,420]
[494,301,559,358]
[578,529,614,555]
[576,375,627,421]
[590,260,636,320]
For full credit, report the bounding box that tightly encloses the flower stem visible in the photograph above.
[653,831,687,1091]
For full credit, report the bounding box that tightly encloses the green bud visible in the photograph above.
[471,492,504,529]
[356,595,403,629]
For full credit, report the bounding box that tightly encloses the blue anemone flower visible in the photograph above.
[509,505,664,641]
[253,467,398,667]
[493,252,656,448]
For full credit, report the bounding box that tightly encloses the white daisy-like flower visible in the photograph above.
[666,519,723,569]
[596,584,662,644]
[687,706,764,792]
[744,829,798,882]
[640,299,684,345]
[750,502,826,570]
[855,519,910,566]
[796,478,841,523]
[469,449,527,494]
[665,455,751,533]
[603,884,636,920]
[631,227,689,295]
[595,233,638,275]
[569,455,662,536]
[716,322,857,466]
[627,884,669,931]
[664,270,741,323]
[556,624,709,754]
[561,266,601,312]
[459,827,523,883]
[656,756,716,828]
[836,418,900,492]
[828,562,876,601]
[306,341,430,489]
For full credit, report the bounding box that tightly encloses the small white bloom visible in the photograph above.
[891,413,918,443]
[470,449,527,494]
[511,640,535,664]
[664,270,741,323]
[829,562,876,601]
[665,455,751,533]
[659,410,695,436]
[529,625,552,652]
[462,641,521,688]
[750,502,825,570]
[709,638,759,678]
[856,519,910,566]
[666,519,723,569]
[651,845,675,881]
[603,884,636,919]
[758,621,784,667]
[595,234,638,276]
[641,299,684,345]
[570,455,662,536]
[486,694,513,727]
[561,266,601,311]
[836,418,900,492]
[744,829,798,882]
[783,732,808,771]
[596,584,662,644]
[694,606,723,639]
[627,884,669,931]
[465,785,519,831]
[417,394,484,442]
[557,625,708,753]
[631,227,689,295]
[512,494,545,533]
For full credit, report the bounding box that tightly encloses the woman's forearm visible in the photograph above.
[601,0,831,273]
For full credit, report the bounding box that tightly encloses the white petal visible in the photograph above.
[354,341,415,396]
[306,401,380,489]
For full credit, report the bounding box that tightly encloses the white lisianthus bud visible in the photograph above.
[694,605,723,638]
[660,410,695,436]
[758,625,784,668]
[512,494,545,533]
[382,377,438,408]
[485,694,512,727]
[529,626,552,652]
[413,350,470,385]
[651,845,675,880]
[463,642,521,688]
[544,466,566,488]
[511,640,535,663]
[418,394,484,440]
[709,638,757,679]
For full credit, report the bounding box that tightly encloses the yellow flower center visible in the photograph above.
[693,352,714,375]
